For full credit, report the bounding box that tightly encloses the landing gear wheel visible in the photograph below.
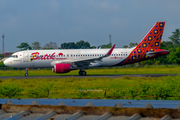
[79,71,82,75]
[82,71,86,76]
[25,73,28,77]
[78,70,86,76]
[25,68,29,77]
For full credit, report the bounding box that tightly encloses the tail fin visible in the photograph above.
[121,22,166,64]
[136,21,165,52]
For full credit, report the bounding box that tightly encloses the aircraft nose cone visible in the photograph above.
[3,59,9,66]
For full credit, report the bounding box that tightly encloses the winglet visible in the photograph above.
[99,44,116,59]
[107,44,116,56]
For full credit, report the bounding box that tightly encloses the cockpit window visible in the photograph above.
[10,55,18,58]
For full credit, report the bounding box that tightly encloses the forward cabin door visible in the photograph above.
[23,52,29,62]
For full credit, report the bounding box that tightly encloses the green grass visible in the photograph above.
[0,65,179,99]
[0,65,179,76]
[0,75,180,100]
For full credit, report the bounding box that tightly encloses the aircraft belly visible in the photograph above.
[12,60,52,68]
[31,60,52,68]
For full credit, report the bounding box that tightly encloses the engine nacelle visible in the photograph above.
[52,63,71,73]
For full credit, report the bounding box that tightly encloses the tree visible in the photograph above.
[123,45,128,48]
[61,43,68,49]
[167,52,178,64]
[43,42,58,49]
[122,43,137,48]
[60,40,91,49]
[160,41,173,50]
[16,42,32,51]
[0,54,4,58]
[32,42,41,50]
[129,42,138,48]
[101,43,112,48]
[75,40,90,49]
[91,46,96,49]
[61,42,76,49]
[169,29,180,47]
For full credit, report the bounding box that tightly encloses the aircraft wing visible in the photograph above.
[51,44,116,67]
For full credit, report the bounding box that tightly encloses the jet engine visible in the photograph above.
[52,63,71,73]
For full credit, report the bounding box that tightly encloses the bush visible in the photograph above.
[0,84,23,98]
[28,83,54,98]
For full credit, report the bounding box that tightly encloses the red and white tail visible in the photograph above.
[121,22,167,64]
[136,21,165,52]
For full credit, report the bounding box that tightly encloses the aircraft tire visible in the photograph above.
[79,71,82,75]
[82,71,86,76]
[25,73,28,77]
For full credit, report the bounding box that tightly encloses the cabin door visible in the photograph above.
[23,52,29,62]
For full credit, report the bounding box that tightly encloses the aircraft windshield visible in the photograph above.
[10,55,18,58]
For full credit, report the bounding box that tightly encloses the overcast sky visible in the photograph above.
[0,0,180,52]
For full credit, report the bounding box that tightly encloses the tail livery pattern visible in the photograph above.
[120,21,165,65]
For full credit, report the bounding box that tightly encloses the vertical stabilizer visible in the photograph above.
[136,21,165,51]
[121,22,165,64]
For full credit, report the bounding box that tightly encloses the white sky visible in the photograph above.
[0,0,180,52]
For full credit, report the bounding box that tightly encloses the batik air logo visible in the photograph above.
[30,52,64,61]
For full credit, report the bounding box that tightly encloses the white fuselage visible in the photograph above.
[4,48,133,68]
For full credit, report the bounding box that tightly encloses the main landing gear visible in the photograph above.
[79,70,86,76]
[25,68,28,77]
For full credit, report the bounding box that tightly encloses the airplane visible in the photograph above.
[4,21,169,77]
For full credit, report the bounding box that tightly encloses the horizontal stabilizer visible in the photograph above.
[146,49,169,57]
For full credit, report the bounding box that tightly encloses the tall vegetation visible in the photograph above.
[0,75,180,100]
[61,40,91,49]
[16,42,32,50]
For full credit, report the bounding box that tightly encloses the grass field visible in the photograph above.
[0,75,179,100]
[0,65,179,76]
[0,65,179,100]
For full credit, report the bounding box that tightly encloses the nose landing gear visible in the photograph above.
[25,68,28,77]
